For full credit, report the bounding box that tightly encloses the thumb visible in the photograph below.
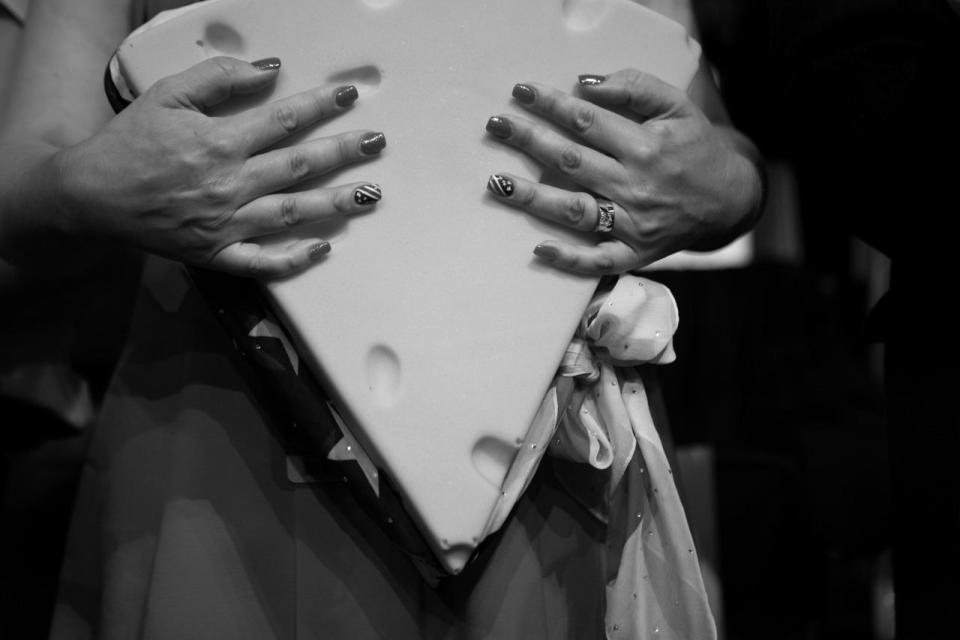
[578,69,689,120]
[154,56,280,112]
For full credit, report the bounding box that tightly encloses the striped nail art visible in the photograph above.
[487,174,514,197]
[354,183,382,205]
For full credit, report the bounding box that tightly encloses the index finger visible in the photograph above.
[233,84,359,154]
[575,69,690,121]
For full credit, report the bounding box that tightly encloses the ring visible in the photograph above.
[593,200,615,233]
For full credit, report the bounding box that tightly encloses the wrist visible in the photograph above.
[0,142,108,271]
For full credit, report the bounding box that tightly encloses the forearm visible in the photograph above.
[0,0,131,268]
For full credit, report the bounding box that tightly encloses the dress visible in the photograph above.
[49,258,713,639]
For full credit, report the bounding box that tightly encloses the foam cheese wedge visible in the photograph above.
[113,0,700,573]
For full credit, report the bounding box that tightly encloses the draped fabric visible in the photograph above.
[49,259,715,639]
[0,0,28,22]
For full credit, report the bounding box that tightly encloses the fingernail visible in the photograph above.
[309,241,331,261]
[354,183,382,205]
[534,243,558,261]
[578,74,605,86]
[335,85,358,107]
[485,116,512,139]
[512,83,536,104]
[252,57,282,72]
[359,132,386,155]
[487,174,514,197]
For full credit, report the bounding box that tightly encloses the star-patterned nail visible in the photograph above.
[487,174,514,197]
[354,183,382,205]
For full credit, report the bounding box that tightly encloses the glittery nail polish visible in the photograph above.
[354,183,382,205]
[308,241,331,261]
[512,83,536,104]
[486,116,512,139]
[534,243,558,261]
[359,132,386,155]
[335,85,358,107]
[578,74,605,86]
[487,174,514,197]
[252,57,281,72]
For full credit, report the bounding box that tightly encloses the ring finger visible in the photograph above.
[486,172,626,237]
[233,182,382,239]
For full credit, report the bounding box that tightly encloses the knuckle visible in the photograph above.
[625,70,651,92]
[538,90,557,113]
[204,132,235,160]
[246,252,269,278]
[631,140,658,164]
[306,92,327,119]
[564,196,587,226]
[334,189,353,215]
[210,56,235,81]
[287,149,311,180]
[570,107,596,135]
[511,123,533,148]
[335,136,353,164]
[558,144,583,174]
[591,255,616,273]
[274,103,300,134]
[280,196,299,227]
[202,175,237,204]
[519,185,537,209]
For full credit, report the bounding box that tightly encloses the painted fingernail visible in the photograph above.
[534,243,559,261]
[309,241,331,261]
[359,132,386,155]
[252,57,282,72]
[335,85,358,107]
[512,83,536,104]
[354,183,382,205]
[486,116,512,139]
[578,74,605,86]
[487,174,514,197]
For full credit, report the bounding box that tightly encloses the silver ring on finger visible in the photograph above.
[593,199,616,233]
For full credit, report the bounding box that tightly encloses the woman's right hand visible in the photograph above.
[51,56,385,278]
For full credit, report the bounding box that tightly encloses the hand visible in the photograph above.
[484,69,762,274]
[52,56,385,278]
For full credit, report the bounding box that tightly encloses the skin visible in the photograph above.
[486,68,763,275]
[0,0,383,278]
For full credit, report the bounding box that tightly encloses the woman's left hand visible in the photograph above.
[485,69,763,274]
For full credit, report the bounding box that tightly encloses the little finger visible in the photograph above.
[208,237,332,278]
[531,239,640,275]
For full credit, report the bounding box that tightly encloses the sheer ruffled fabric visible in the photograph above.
[549,276,716,640]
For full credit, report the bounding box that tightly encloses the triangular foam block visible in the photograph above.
[114,0,700,573]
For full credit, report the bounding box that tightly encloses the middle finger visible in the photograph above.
[237,129,386,200]
[510,82,638,157]
[485,114,627,194]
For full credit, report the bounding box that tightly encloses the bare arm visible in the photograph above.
[0,0,385,277]
[0,0,131,270]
